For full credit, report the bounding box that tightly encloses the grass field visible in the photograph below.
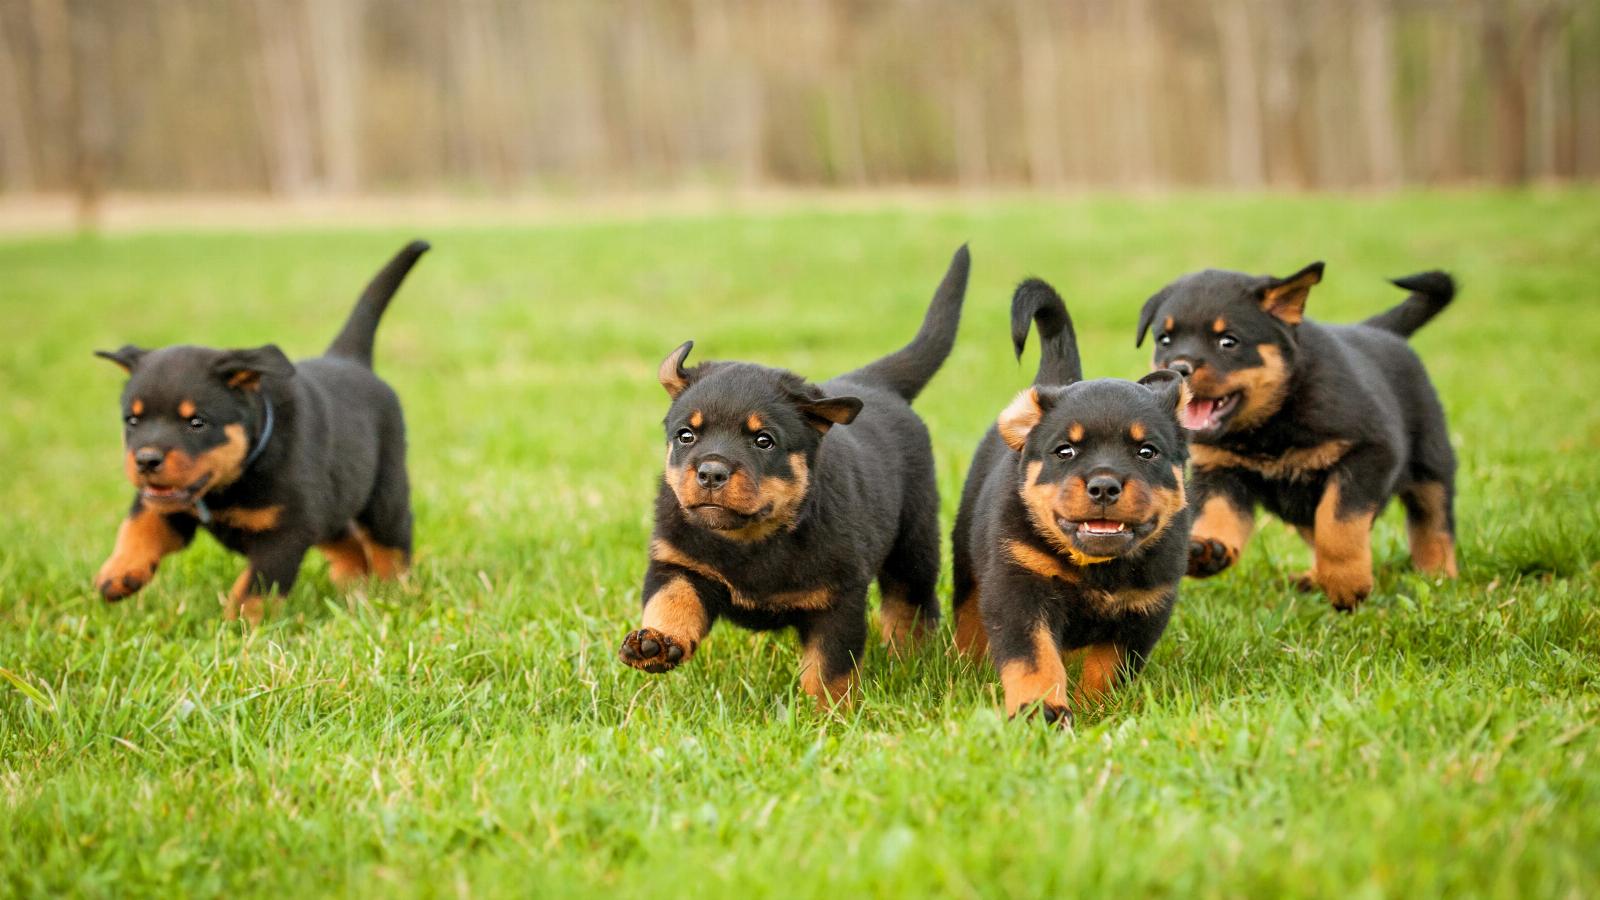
[1,192,1598,898]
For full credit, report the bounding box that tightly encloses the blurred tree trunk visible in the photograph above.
[252,0,316,195]
[1261,0,1312,187]
[28,0,72,190]
[69,0,110,230]
[307,0,362,192]
[1418,14,1466,182]
[0,9,34,191]
[1015,0,1063,186]
[1481,0,1571,185]
[1353,0,1402,186]
[1213,0,1263,187]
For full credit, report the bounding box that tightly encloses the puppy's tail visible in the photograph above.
[844,243,969,402]
[325,239,431,368]
[1364,270,1454,338]
[1011,277,1082,386]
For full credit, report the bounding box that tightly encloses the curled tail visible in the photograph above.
[325,239,431,367]
[1011,278,1082,386]
[1364,270,1454,338]
[844,243,969,401]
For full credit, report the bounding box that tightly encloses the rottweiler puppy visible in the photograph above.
[93,241,429,624]
[951,279,1191,726]
[1136,263,1458,610]
[618,245,970,708]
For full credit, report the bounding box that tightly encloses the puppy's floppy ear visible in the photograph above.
[797,396,863,434]
[95,345,146,373]
[1138,369,1192,420]
[658,341,695,399]
[997,387,1057,451]
[1259,261,1324,325]
[213,345,294,391]
[1135,287,1169,347]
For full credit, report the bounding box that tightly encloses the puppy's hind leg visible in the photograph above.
[355,431,412,580]
[1401,420,1458,577]
[877,494,941,653]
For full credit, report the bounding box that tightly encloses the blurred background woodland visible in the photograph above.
[0,0,1594,218]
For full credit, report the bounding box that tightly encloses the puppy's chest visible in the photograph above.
[650,535,844,612]
[998,539,1174,621]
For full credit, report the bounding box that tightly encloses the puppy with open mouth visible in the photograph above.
[952,279,1191,726]
[93,241,429,624]
[1137,263,1458,610]
[619,246,969,708]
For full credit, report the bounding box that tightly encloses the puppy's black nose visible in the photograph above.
[1167,359,1194,378]
[134,447,165,474]
[1086,474,1122,504]
[696,459,732,490]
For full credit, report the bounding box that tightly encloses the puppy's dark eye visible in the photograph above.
[124,415,139,427]
[1137,444,1160,460]
[187,416,207,430]
[753,432,775,450]
[1218,334,1239,349]
[675,428,696,445]
[1158,334,1173,347]
[1054,444,1076,460]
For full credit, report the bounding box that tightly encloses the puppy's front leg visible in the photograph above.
[796,588,868,709]
[982,574,1070,726]
[95,499,196,601]
[1308,471,1381,611]
[225,538,309,626]
[620,564,721,674]
[1186,467,1255,577]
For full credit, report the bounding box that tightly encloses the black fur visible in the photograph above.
[1138,262,1458,610]
[92,240,429,619]
[619,245,970,704]
[952,278,1190,726]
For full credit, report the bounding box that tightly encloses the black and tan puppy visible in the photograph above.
[1137,263,1458,610]
[952,280,1191,726]
[618,246,969,707]
[94,241,429,624]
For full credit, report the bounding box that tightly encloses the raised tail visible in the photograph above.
[325,239,431,367]
[1011,277,1082,386]
[1363,270,1455,338]
[843,243,969,401]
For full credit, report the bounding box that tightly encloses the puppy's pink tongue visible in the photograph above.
[1182,398,1217,431]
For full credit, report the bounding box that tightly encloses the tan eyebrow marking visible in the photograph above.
[131,399,144,416]
[1129,423,1146,441]
[1068,422,1085,442]
[1212,317,1227,333]
[747,413,765,431]
[178,400,196,419]
[1163,316,1174,332]
[689,410,704,429]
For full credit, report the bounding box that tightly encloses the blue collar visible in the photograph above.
[194,393,275,525]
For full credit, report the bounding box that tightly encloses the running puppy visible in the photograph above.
[619,245,970,707]
[1137,263,1458,610]
[94,241,429,624]
[952,279,1191,726]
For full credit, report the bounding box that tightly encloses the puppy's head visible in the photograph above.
[96,344,292,510]
[997,372,1189,563]
[656,341,860,542]
[1135,262,1323,439]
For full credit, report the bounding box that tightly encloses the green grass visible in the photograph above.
[2,192,1598,898]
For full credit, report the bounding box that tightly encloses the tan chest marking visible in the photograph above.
[1191,439,1352,482]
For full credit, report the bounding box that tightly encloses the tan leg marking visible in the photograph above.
[1076,643,1125,706]
[1191,494,1255,561]
[953,586,988,659]
[317,531,370,583]
[799,638,856,710]
[999,622,1069,719]
[641,577,711,654]
[1404,482,1458,577]
[223,568,268,626]
[1310,477,1376,610]
[878,585,930,653]
[95,507,186,600]
[357,530,409,580]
